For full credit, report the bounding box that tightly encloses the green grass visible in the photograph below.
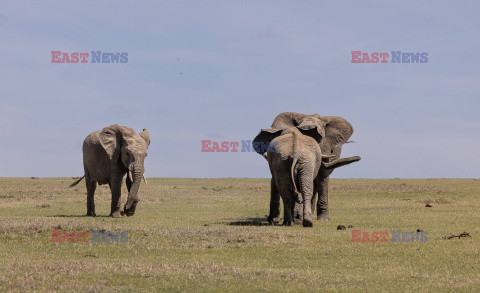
[0,178,479,292]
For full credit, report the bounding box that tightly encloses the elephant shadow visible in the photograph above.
[226,217,273,226]
[49,214,111,218]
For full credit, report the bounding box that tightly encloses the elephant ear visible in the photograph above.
[271,112,307,129]
[318,116,354,149]
[139,129,150,147]
[99,124,124,162]
[252,128,283,158]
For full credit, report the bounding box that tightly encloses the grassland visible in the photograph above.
[0,177,479,292]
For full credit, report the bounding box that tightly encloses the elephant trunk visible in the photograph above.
[322,156,361,170]
[124,163,144,216]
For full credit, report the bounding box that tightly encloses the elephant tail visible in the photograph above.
[290,157,302,204]
[290,130,302,204]
[69,176,85,187]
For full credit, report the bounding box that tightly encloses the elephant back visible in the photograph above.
[271,112,307,129]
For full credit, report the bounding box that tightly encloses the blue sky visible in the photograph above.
[0,1,479,178]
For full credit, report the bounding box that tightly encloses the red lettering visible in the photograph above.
[79,231,89,242]
[380,232,389,242]
[51,51,62,63]
[351,230,362,242]
[361,231,370,242]
[211,142,220,152]
[380,52,389,63]
[61,53,71,63]
[351,51,361,63]
[220,141,229,152]
[79,52,89,63]
[361,53,371,63]
[371,231,379,242]
[201,140,212,152]
[71,52,79,63]
[230,142,239,152]
[51,230,61,242]
[69,231,79,242]
[60,232,69,242]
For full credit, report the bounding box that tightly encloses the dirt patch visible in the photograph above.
[36,204,50,208]
[417,196,452,205]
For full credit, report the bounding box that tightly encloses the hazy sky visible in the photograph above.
[1,1,479,178]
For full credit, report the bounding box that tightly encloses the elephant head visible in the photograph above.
[99,124,150,216]
[269,112,352,158]
[254,113,349,156]
[253,122,324,159]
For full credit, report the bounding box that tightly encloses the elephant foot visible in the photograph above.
[282,220,293,226]
[110,211,123,218]
[86,211,96,217]
[293,218,303,225]
[317,214,331,221]
[123,210,135,217]
[123,202,138,217]
[303,218,313,227]
[267,216,281,224]
[293,205,303,220]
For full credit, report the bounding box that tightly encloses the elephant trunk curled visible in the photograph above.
[123,162,144,216]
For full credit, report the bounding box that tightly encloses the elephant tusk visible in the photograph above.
[143,174,148,185]
[321,154,336,159]
[128,171,133,182]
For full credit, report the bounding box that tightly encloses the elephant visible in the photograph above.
[253,112,360,223]
[265,126,335,227]
[70,124,150,217]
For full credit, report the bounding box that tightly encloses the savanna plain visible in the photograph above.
[0,177,479,292]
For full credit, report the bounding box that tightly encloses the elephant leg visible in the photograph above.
[109,178,123,217]
[317,176,331,220]
[86,174,96,217]
[267,178,281,224]
[300,174,314,227]
[311,177,318,215]
[292,178,303,224]
[293,202,303,225]
[126,176,132,193]
[281,194,293,226]
[292,175,303,224]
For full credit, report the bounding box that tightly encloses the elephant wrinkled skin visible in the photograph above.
[70,124,150,217]
[253,112,360,223]
[265,127,334,227]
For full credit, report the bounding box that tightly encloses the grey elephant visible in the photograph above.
[265,126,335,227]
[253,112,360,223]
[70,124,150,217]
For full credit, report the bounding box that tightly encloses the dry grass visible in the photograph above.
[0,178,480,292]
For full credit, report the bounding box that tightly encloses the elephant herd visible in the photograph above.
[70,112,361,227]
